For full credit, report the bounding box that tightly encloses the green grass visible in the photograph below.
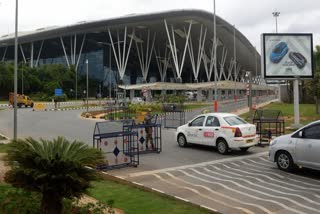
[0,143,10,153]
[0,180,211,214]
[184,103,212,110]
[89,180,211,214]
[240,102,320,127]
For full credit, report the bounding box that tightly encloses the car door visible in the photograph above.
[295,124,320,169]
[202,116,220,146]
[185,116,205,144]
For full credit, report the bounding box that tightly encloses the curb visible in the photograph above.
[33,106,102,112]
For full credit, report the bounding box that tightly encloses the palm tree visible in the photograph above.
[4,137,105,214]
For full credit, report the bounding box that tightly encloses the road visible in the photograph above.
[126,154,320,214]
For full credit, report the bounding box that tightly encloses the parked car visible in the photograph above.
[269,120,320,172]
[131,97,144,104]
[289,52,307,69]
[175,113,258,154]
[270,41,289,63]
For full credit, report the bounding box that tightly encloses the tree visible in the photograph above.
[4,137,105,214]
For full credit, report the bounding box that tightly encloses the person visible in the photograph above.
[144,109,154,150]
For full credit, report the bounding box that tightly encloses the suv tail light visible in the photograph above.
[234,127,242,137]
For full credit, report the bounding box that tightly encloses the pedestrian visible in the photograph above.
[144,109,154,150]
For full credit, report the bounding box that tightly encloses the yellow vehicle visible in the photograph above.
[9,92,34,108]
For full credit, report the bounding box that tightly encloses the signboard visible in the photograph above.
[261,33,314,79]
[55,88,63,96]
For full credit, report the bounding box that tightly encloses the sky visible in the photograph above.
[0,0,319,52]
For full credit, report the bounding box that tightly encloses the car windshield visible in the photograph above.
[223,116,248,126]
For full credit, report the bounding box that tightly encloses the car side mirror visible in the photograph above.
[188,122,191,126]
[298,131,304,138]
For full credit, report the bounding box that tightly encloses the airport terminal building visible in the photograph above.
[0,9,274,98]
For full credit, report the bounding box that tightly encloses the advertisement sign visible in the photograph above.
[261,33,314,79]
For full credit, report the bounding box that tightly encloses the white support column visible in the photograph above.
[218,47,227,81]
[70,36,74,65]
[30,42,34,68]
[164,19,193,81]
[154,45,171,82]
[60,36,71,68]
[135,30,156,82]
[1,46,7,62]
[187,25,207,82]
[19,45,27,64]
[108,27,134,81]
[35,40,44,67]
[227,58,234,80]
[75,34,86,71]
[74,34,77,65]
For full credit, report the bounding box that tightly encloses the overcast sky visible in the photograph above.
[0,0,319,52]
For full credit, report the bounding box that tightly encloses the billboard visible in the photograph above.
[261,33,314,79]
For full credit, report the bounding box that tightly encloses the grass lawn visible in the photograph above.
[0,180,211,214]
[184,103,212,110]
[240,102,320,127]
[89,180,211,214]
[0,143,10,153]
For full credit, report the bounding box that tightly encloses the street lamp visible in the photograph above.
[213,0,218,112]
[13,0,18,139]
[86,59,89,113]
[272,11,280,33]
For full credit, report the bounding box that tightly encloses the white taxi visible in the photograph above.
[175,113,258,154]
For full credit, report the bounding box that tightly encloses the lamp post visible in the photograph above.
[13,0,18,140]
[272,11,280,33]
[86,59,89,113]
[213,0,218,112]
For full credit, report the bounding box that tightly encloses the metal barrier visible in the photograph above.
[163,103,185,129]
[252,109,285,146]
[93,120,139,170]
[123,115,162,154]
[104,105,134,121]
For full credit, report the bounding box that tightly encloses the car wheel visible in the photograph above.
[240,147,249,152]
[216,139,229,155]
[177,134,187,147]
[276,151,294,172]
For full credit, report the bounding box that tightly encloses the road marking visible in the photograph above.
[178,170,276,214]
[191,169,320,213]
[241,160,320,188]
[166,172,267,214]
[218,164,320,199]
[185,169,307,214]
[259,157,320,184]
[200,205,218,213]
[128,152,268,177]
[132,181,144,187]
[225,163,320,196]
[202,166,320,207]
[151,188,165,194]
[153,174,255,214]
[174,196,189,202]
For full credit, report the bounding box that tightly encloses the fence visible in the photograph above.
[93,120,139,170]
[163,103,186,129]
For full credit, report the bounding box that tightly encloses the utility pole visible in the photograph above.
[213,0,218,112]
[86,59,89,113]
[13,0,19,140]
